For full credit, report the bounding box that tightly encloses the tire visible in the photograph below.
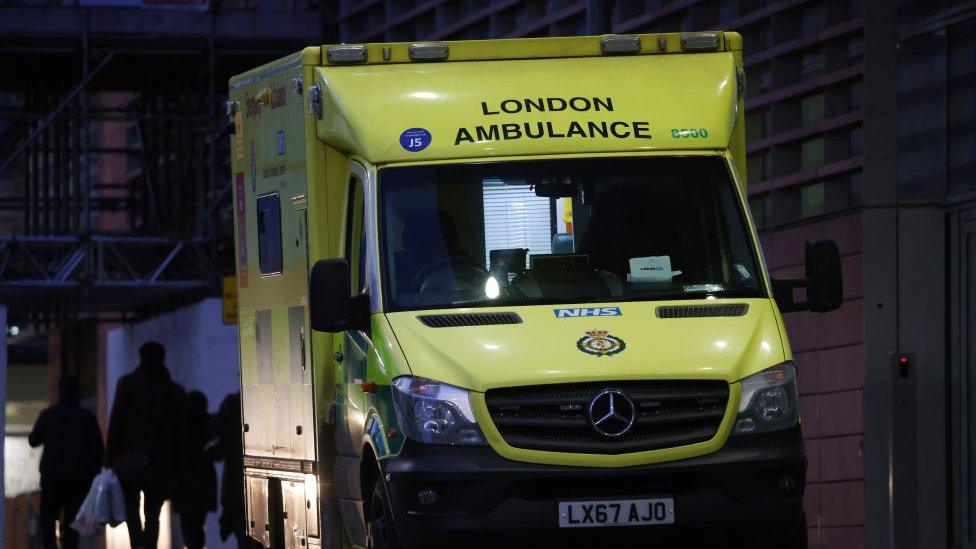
[366,481,404,549]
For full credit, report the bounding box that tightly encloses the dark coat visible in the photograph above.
[174,400,217,513]
[208,393,244,540]
[28,399,103,484]
[105,362,186,485]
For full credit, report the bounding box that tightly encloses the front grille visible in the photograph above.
[656,304,749,318]
[485,380,729,455]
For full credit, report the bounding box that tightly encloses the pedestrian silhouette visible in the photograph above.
[29,375,103,549]
[105,341,186,548]
[175,391,216,549]
[208,392,247,546]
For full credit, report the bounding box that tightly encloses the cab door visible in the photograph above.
[333,163,372,545]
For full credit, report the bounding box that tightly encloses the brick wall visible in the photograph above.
[759,212,864,548]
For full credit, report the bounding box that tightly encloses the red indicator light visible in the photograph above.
[897,355,911,378]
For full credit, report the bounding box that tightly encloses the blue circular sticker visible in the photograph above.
[399,128,431,152]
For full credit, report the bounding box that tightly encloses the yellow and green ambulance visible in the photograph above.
[228,32,842,549]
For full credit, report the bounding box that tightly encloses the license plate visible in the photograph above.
[558,498,675,528]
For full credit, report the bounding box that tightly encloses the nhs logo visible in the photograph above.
[554,307,622,318]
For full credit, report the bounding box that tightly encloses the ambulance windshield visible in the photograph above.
[378,156,764,312]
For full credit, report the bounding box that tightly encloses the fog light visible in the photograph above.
[417,488,439,507]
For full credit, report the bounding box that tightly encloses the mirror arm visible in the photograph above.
[772,277,813,313]
[773,239,844,315]
[351,292,372,334]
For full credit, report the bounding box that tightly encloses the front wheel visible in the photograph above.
[366,481,403,549]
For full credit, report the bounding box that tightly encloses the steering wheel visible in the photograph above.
[412,255,489,294]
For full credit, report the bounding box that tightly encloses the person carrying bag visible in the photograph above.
[29,375,104,549]
[104,342,186,549]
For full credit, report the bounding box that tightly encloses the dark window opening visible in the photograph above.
[257,193,283,275]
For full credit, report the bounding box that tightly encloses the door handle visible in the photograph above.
[333,352,344,363]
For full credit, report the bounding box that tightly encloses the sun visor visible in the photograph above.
[313,52,738,164]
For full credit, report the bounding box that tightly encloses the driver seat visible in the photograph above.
[395,210,470,293]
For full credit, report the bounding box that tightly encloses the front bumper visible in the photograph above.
[382,427,806,546]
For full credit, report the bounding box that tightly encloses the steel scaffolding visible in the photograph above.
[0,0,334,325]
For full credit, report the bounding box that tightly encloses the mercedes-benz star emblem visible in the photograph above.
[588,389,636,438]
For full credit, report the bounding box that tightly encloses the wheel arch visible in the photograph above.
[360,441,381,519]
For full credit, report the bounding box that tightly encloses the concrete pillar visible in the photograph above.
[863,1,950,547]
[862,0,899,547]
[0,305,7,545]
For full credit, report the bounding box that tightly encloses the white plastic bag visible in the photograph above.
[71,471,104,536]
[94,472,112,525]
[71,468,127,535]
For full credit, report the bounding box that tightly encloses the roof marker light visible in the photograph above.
[600,35,641,54]
[681,32,720,52]
[327,45,368,64]
[409,42,449,61]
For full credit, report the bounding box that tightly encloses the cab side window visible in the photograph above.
[257,192,283,275]
[345,176,367,294]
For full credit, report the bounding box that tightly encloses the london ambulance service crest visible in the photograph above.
[577,329,626,357]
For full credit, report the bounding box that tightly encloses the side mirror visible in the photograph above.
[773,240,843,313]
[309,259,370,332]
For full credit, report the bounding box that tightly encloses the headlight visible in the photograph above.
[392,376,486,445]
[733,361,798,435]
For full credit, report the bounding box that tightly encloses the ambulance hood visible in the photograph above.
[384,298,787,393]
[313,52,740,163]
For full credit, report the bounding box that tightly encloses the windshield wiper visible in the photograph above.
[646,288,763,301]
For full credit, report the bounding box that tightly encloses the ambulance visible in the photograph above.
[228,32,841,549]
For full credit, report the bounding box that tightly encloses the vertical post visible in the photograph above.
[0,306,8,545]
[71,95,79,233]
[54,117,62,234]
[42,121,50,234]
[898,204,947,547]
[586,0,612,35]
[81,13,91,238]
[23,94,32,234]
[206,8,217,242]
[861,1,905,548]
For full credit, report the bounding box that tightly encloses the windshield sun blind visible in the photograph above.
[377,156,764,312]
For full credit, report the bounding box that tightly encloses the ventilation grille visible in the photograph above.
[655,304,749,319]
[486,380,729,455]
[417,312,523,328]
